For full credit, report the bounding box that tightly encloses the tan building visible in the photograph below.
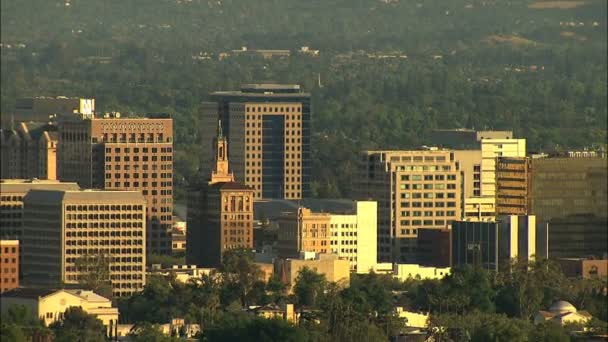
[276,208,331,258]
[2,96,95,128]
[21,189,146,297]
[186,122,254,267]
[556,258,608,279]
[275,254,350,291]
[0,179,80,239]
[201,84,311,199]
[354,149,462,263]
[58,113,174,255]
[0,288,118,336]
[0,122,58,180]
[480,139,526,198]
[0,240,19,293]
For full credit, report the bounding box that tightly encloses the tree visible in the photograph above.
[74,253,112,299]
[219,249,263,307]
[49,307,107,342]
[128,323,181,342]
[293,267,327,308]
[204,315,308,342]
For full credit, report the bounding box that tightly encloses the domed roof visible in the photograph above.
[549,301,577,314]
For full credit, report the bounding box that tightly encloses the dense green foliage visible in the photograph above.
[49,307,107,342]
[1,0,606,197]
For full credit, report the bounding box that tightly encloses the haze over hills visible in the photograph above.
[1,0,606,197]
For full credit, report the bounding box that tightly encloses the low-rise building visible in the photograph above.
[534,301,592,326]
[247,303,297,323]
[556,258,608,279]
[0,240,19,292]
[392,264,450,281]
[275,254,350,291]
[0,288,118,336]
[395,307,429,328]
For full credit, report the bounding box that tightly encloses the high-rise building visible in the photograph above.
[21,189,146,297]
[0,179,80,239]
[480,139,526,198]
[497,155,607,259]
[451,215,547,272]
[354,149,462,263]
[200,84,311,199]
[329,201,377,273]
[186,122,254,268]
[276,208,331,259]
[1,122,58,180]
[0,240,19,293]
[57,113,174,254]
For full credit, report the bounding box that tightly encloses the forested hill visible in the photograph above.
[1,0,607,197]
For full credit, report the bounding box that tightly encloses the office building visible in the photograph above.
[57,113,174,254]
[21,189,146,297]
[329,201,377,273]
[200,84,311,199]
[392,264,451,281]
[354,149,462,263]
[0,179,80,239]
[1,288,118,336]
[451,215,547,272]
[186,122,254,268]
[480,138,526,198]
[0,240,19,293]
[276,208,331,259]
[496,156,607,259]
[0,122,58,180]
[548,215,607,259]
[417,228,451,267]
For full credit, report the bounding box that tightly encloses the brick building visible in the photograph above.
[0,240,19,293]
[58,113,174,254]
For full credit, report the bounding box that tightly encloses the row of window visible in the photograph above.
[106,147,172,153]
[400,193,457,200]
[396,165,453,172]
[401,210,456,217]
[246,107,301,113]
[66,205,143,211]
[105,155,172,162]
[400,174,457,181]
[399,219,448,226]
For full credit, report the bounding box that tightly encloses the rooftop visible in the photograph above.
[0,179,80,194]
[24,189,146,203]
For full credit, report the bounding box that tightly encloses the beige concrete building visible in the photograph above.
[201,84,311,199]
[0,288,118,336]
[0,240,19,293]
[21,189,146,297]
[329,201,377,273]
[186,122,254,267]
[0,122,58,180]
[58,113,174,254]
[0,179,80,239]
[354,149,462,263]
[480,139,526,198]
[275,254,350,290]
[277,208,331,258]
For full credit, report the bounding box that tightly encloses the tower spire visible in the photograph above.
[209,119,234,184]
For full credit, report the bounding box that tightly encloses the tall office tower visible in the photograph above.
[2,97,95,128]
[0,122,58,180]
[200,84,311,199]
[0,179,80,239]
[354,149,462,263]
[21,189,146,297]
[0,240,19,293]
[328,201,377,274]
[480,139,526,198]
[57,113,174,255]
[496,155,607,259]
[451,215,547,272]
[186,122,254,267]
[276,208,331,259]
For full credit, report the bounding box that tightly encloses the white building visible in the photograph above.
[480,138,526,197]
[329,201,377,273]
